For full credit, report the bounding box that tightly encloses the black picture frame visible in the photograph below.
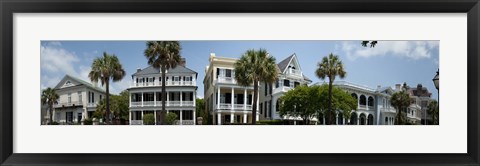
[1,0,479,165]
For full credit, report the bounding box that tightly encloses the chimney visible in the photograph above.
[179,58,186,67]
[137,68,142,73]
[377,85,381,89]
[395,84,401,90]
[417,84,422,89]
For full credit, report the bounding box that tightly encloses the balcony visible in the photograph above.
[381,107,396,113]
[130,101,195,107]
[54,101,83,108]
[130,80,196,88]
[218,103,253,110]
[287,69,302,77]
[273,86,291,94]
[217,77,236,84]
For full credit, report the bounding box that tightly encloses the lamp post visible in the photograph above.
[432,69,439,125]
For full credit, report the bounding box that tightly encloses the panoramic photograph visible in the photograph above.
[40,40,439,125]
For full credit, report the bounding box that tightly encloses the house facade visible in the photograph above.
[259,53,312,121]
[128,59,198,125]
[314,81,429,125]
[203,53,259,125]
[51,75,106,124]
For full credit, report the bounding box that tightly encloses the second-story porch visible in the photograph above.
[130,91,196,108]
[214,87,257,111]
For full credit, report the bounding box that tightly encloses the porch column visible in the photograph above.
[217,113,222,125]
[231,88,234,110]
[180,110,183,125]
[167,91,169,106]
[336,112,339,125]
[230,113,234,123]
[154,92,156,106]
[129,93,132,107]
[343,118,346,125]
[323,115,325,125]
[141,110,144,125]
[357,114,360,125]
[141,92,144,107]
[244,89,247,110]
[180,91,183,106]
[243,113,247,123]
[154,110,157,125]
[193,91,196,106]
[129,111,131,125]
[217,87,220,109]
[193,109,196,125]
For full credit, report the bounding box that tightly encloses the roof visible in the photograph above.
[55,75,106,93]
[277,53,296,73]
[302,74,311,82]
[133,65,197,77]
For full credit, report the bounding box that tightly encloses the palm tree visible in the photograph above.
[144,41,182,125]
[315,53,346,125]
[427,100,439,125]
[234,49,277,125]
[89,52,126,125]
[41,87,59,125]
[390,86,411,125]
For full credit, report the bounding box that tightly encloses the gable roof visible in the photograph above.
[133,65,197,77]
[277,53,296,73]
[54,75,106,93]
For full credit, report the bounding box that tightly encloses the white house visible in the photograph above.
[128,58,198,125]
[314,81,428,125]
[52,75,106,124]
[203,53,259,125]
[259,53,312,121]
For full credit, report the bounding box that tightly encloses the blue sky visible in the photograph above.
[40,41,439,99]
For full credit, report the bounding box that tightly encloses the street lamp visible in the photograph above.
[432,69,439,125]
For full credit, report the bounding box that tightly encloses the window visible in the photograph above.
[100,95,102,101]
[283,80,290,87]
[92,92,95,103]
[275,79,279,88]
[68,93,72,104]
[77,113,82,123]
[78,91,82,103]
[260,103,263,114]
[385,117,388,124]
[226,69,232,77]
[216,68,220,78]
[359,95,366,105]
[66,112,73,123]
[264,83,268,96]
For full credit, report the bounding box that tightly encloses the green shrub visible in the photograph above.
[166,112,178,125]
[83,118,93,125]
[143,114,155,125]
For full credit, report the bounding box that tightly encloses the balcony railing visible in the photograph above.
[218,103,253,110]
[130,120,143,125]
[173,120,195,125]
[287,69,302,77]
[54,101,83,108]
[273,86,291,94]
[217,77,236,84]
[130,80,195,88]
[130,101,195,107]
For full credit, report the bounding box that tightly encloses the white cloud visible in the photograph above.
[41,45,79,75]
[110,79,131,95]
[40,75,61,90]
[338,41,439,61]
